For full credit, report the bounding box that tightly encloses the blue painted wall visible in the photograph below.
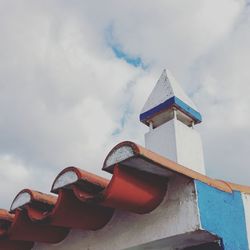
[195,180,249,250]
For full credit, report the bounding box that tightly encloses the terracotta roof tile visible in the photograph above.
[10,189,57,212]
[8,209,68,244]
[0,209,14,222]
[51,166,109,194]
[103,141,250,194]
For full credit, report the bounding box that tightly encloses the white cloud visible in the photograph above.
[0,0,250,209]
[0,154,30,208]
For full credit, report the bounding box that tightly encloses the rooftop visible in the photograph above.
[0,141,249,249]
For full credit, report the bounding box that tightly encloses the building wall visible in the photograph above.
[242,193,250,250]
[196,180,249,250]
[34,176,202,250]
[145,120,177,162]
[174,120,205,174]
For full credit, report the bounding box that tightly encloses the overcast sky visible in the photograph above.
[0,0,250,208]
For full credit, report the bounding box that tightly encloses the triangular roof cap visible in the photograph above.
[140,69,202,125]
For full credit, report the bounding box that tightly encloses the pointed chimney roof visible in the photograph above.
[140,69,202,126]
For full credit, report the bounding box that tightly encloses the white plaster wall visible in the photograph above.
[145,118,205,174]
[145,119,177,162]
[242,193,250,249]
[34,175,201,250]
[174,119,205,174]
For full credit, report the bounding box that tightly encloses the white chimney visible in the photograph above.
[140,69,205,174]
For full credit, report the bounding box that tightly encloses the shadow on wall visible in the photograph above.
[184,241,223,250]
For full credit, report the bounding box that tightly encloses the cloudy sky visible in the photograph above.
[0,0,250,208]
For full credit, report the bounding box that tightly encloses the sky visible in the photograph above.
[0,0,250,209]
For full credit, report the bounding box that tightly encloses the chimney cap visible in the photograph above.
[140,69,202,126]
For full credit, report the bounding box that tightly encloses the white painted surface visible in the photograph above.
[52,171,78,190]
[34,176,203,250]
[10,192,31,211]
[242,193,250,249]
[145,118,205,174]
[175,119,205,174]
[141,69,198,114]
[145,119,177,163]
[104,146,134,169]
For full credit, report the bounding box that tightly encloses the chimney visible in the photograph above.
[140,69,205,174]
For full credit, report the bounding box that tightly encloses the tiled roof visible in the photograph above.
[0,141,249,249]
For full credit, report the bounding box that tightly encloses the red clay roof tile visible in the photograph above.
[103,141,250,193]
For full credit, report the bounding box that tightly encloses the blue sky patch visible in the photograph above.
[105,24,146,68]
[111,81,136,136]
